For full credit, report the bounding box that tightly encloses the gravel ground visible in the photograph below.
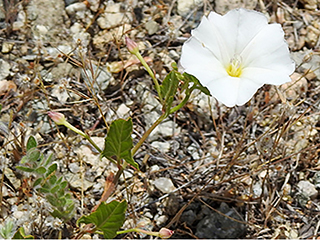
[1,0,320,239]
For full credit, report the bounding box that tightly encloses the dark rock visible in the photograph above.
[195,202,246,239]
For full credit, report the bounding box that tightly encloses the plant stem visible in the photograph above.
[135,52,163,102]
[169,86,196,114]
[63,121,102,153]
[132,112,167,156]
[117,228,160,237]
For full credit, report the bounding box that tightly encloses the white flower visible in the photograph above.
[180,8,295,107]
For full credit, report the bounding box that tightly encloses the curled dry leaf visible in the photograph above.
[107,56,153,73]
[0,80,17,96]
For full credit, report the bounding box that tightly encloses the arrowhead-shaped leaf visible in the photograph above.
[102,118,138,169]
[77,200,127,239]
[160,71,179,112]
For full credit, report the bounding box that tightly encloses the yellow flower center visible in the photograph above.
[226,55,243,77]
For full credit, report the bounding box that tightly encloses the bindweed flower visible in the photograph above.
[180,8,295,107]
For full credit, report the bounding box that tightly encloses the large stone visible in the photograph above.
[196,202,246,238]
[297,180,318,199]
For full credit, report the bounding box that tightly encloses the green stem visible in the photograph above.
[169,86,196,114]
[135,52,163,102]
[63,121,102,153]
[132,113,167,156]
[117,228,160,237]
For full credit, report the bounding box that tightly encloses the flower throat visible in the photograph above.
[226,55,243,77]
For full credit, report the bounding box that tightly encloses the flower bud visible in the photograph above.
[159,228,174,239]
[125,36,139,54]
[48,111,66,125]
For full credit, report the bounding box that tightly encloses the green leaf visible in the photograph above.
[183,72,211,96]
[27,149,41,162]
[33,177,43,187]
[46,163,57,177]
[46,194,59,206]
[160,71,179,111]
[60,181,68,189]
[102,118,138,169]
[50,185,60,194]
[12,227,34,239]
[43,153,53,167]
[16,166,34,173]
[38,187,50,194]
[0,220,14,239]
[77,200,127,239]
[26,136,37,151]
[49,175,57,185]
[35,167,46,175]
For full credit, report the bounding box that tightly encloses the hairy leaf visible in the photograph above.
[46,163,57,177]
[26,136,37,151]
[77,200,127,239]
[27,149,41,162]
[33,177,43,187]
[49,175,57,185]
[16,166,34,173]
[35,167,46,175]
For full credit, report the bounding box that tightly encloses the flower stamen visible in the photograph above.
[226,55,243,77]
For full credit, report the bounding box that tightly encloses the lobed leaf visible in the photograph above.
[77,200,127,239]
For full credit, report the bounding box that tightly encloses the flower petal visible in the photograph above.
[241,24,294,72]
[191,12,231,64]
[207,8,268,59]
[243,41,295,75]
[205,76,262,107]
[242,67,292,85]
[180,37,227,85]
